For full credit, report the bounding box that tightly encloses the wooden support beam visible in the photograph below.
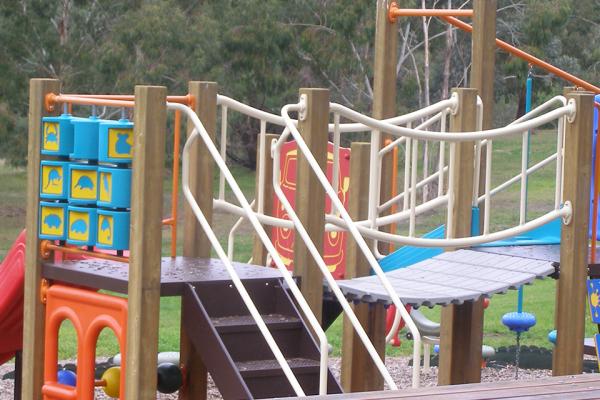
[125,85,167,399]
[183,81,217,258]
[553,91,595,376]
[438,88,483,386]
[22,78,61,400]
[373,0,398,254]
[179,81,217,400]
[252,133,278,266]
[294,88,329,324]
[470,0,497,233]
[341,143,386,392]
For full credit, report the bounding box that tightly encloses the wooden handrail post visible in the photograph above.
[341,143,386,392]
[125,85,167,399]
[553,91,595,375]
[252,133,278,266]
[22,78,61,400]
[183,81,217,258]
[294,88,329,324]
[438,88,483,386]
[179,81,217,400]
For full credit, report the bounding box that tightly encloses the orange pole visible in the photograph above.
[68,94,194,105]
[441,16,600,94]
[46,93,195,112]
[592,101,600,263]
[46,93,135,112]
[170,110,181,258]
[40,240,129,263]
[388,140,399,253]
[388,2,472,22]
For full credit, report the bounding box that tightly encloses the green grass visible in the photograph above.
[0,129,593,359]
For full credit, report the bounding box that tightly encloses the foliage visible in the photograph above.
[0,0,599,166]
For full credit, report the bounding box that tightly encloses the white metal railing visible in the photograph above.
[171,102,330,396]
[201,92,573,392]
[279,101,423,390]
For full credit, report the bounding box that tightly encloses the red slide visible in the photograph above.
[0,230,25,365]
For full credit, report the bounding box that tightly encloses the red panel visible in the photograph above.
[0,230,26,364]
[271,141,351,279]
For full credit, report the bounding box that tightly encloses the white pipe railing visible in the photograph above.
[202,92,572,393]
[172,102,330,396]
[278,101,422,389]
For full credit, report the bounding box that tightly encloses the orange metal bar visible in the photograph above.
[46,93,135,112]
[441,16,600,94]
[592,101,600,263]
[388,140,399,253]
[170,110,181,258]
[46,93,195,112]
[68,94,194,105]
[388,2,472,22]
[40,240,129,263]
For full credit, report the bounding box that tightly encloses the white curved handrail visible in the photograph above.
[217,93,457,132]
[171,102,330,396]
[329,101,575,141]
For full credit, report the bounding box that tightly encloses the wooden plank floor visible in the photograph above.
[297,374,600,399]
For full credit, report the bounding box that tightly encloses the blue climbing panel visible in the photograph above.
[588,279,600,324]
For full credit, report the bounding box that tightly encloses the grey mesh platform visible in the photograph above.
[328,249,556,307]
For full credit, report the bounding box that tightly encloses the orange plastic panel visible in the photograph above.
[42,284,128,400]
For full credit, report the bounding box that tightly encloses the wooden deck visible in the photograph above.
[297,374,600,399]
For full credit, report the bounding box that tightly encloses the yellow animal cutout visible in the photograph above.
[71,169,97,200]
[99,172,112,203]
[43,122,59,151]
[41,165,63,195]
[68,210,90,241]
[40,206,64,236]
[108,128,133,159]
[97,215,113,246]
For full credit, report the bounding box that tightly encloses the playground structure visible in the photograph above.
[0,1,598,399]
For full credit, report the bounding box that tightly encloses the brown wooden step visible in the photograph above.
[236,357,320,378]
[211,314,302,333]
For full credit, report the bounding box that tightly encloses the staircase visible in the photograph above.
[182,277,342,399]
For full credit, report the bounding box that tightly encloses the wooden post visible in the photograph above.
[22,78,60,400]
[294,88,329,324]
[350,1,397,390]
[438,88,483,386]
[183,81,217,258]
[125,85,167,399]
[252,133,278,266]
[553,91,595,375]
[179,81,217,400]
[373,0,398,247]
[341,143,386,392]
[470,0,497,233]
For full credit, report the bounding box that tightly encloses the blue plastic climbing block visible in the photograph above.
[96,209,130,250]
[39,202,68,241]
[68,163,98,205]
[71,116,102,160]
[98,119,134,164]
[502,311,536,333]
[97,167,131,209]
[67,206,97,246]
[40,161,69,200]
[548,329,557,344]
[587,279,600,324]
[41,114,75,156]
[57,369,77,387]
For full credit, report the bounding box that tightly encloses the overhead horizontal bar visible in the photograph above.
[388,2,473,23]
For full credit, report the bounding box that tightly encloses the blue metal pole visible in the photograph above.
[517,75,533,314]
